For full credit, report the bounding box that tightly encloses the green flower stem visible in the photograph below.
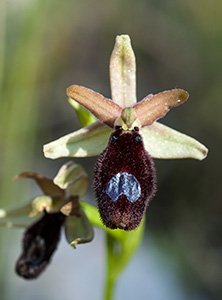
[81,201,145,300]
[105,234,117,300]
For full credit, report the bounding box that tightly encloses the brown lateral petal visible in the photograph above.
[133,89,189,127]
[14,172,65,196]
[67,85,122,127]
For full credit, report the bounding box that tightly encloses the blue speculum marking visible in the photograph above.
[106,172,141,203]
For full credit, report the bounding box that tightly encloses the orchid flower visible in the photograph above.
[0,162,93,279]
[44,35,208,231]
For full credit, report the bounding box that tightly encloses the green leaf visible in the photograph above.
[141,121,208,160]
[68,97,97,127]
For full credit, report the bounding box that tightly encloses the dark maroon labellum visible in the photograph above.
[16,212,65,279]
[94,127,156,231]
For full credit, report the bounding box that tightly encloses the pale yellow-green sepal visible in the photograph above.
[141,122,208,160]
[110,35,137,107]
[53,161,88,197]
[43,121,112,159]
[0,201,41,228]
[64,205,94,248]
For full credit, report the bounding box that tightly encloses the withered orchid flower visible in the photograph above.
[0,162,93,279]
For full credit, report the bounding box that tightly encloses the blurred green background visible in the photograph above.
[0,0,221,299]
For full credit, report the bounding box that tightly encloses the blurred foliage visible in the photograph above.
[0,0,221,299]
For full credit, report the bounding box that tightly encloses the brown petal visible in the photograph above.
[67,85,122,127]
[133,89,189,127]
[14,172,64,196]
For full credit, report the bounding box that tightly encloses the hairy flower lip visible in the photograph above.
[94,127,156,231]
